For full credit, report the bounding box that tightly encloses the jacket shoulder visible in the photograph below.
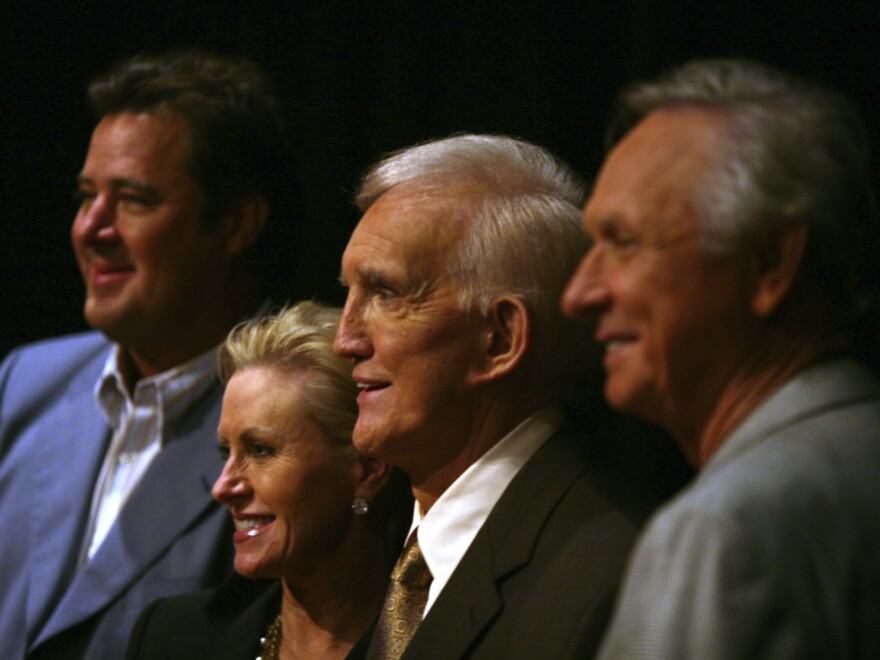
[126,577,278,660]
[0,332,109,403]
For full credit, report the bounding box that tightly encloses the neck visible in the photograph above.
[126,285,264,381]
[409,391,548,513]
[276,524,390,659]
[683,332,830,468]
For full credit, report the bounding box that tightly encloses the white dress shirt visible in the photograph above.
[78,344,219,565]
[410,405,564,615]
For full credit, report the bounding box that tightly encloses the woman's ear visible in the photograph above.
[750,224,809,317]
[354,455,392,501]
[469,296,531,386]
[222,193,269,255]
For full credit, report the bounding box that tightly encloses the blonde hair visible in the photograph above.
[218,301,357,460]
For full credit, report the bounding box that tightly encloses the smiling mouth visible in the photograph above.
[89,264,135,284]
[357,383,388,392]
[605,339,631,353]
[232,516,275,541]
[234,517,274,532]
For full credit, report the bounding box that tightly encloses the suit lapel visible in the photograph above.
[404,428,593,658]
[25,359,110,638]
[34,385,225,644]
[204,577,281,659]
[708,358,880,473]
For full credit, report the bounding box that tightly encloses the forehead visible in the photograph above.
[224,366,307,418]
[585,108,728,233]
[84,111,192,176]
[342,184,470,278]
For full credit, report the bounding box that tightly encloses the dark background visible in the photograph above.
[3,2,880,359]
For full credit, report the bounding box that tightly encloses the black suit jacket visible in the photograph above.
[126,574,374,659]
[399,425,659,659]
[126,575,278,659]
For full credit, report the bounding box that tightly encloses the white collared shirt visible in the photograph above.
[410,405,564,616]
[78,344,219,565]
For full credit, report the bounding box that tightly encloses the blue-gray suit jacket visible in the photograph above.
[598,357,880,658]
[0,331,234,659]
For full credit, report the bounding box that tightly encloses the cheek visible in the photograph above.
[371,322,415,361]
[285,471,354,545]
[107,223,153,268]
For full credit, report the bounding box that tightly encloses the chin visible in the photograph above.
[84,304,132,335]
[604,379,631,410]
[605,379,652,418]
[352,427,384,458]
[234,556,278,581]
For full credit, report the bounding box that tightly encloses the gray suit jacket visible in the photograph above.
[598,357,880,659]
[0,332,234,659]
[398,424,659,659]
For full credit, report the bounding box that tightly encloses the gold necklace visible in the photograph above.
[257,612,282,660]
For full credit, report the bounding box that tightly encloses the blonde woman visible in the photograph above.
[127,302,410,659]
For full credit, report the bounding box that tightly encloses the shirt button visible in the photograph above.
[119,453,132,466]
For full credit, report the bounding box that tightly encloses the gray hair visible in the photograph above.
[218,302,357,461]
[609,58,878,330]
[356,134,593,387]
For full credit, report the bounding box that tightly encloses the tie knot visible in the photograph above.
[392,536,432,588]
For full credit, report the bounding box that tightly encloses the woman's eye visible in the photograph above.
[251,443,275,459]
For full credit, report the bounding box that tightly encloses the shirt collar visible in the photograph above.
[95,343,219,440]
[412,405,564,612]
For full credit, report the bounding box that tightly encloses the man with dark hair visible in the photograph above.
[563,58,880,657]
[0,50,300,659]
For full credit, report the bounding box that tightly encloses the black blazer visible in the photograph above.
[126,574,374,659]
[397,425,660,659]
[126,575,278,659]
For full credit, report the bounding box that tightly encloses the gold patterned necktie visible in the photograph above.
[369,531,433,659]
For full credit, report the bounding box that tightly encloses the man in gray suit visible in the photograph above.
[334,134,660,659]
[562,57,880,658]
[0,50,300,659]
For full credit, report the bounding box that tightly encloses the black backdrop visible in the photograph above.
[4,2,880,358]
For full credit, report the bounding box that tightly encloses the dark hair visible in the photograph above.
[88,49,303,298]
[608,58,880,351]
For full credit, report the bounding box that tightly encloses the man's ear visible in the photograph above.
[750,224,809,317]
[354,455,392,501]
[221,193,269,255]
[469,296,531,385]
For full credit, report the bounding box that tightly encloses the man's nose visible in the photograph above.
[333,300,371,359]
[72,194,118,243]
[561,248,609,318]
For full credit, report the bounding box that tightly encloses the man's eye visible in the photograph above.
[600,228,638,251]
[611,235,637,248]
[217,444,231,460]
[119,195,152,211]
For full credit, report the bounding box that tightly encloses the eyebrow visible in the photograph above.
[339,266,396,291]
[362,269,392,287]
[75,175,158,196]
